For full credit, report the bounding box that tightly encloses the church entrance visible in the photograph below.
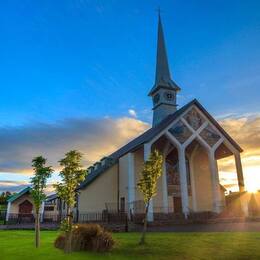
[173,196,182,213]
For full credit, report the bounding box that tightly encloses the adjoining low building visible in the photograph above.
[6,186,43,222]
[44,193,79,222]
[5,188,76,223]
[43,193,63,222]
[224,191,260,218]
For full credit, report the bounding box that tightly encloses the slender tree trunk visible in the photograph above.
[35,209,40,248]
[139,201,149,245]
[64,206,73,253]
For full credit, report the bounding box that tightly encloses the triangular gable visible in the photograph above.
[111,99,242,159]
[185,100,242,152]
[7,186,31,203]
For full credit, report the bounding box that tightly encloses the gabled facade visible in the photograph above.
[5,186,44,222]
[77,14,245,221]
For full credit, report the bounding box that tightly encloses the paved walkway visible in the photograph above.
[1,222,260,232]
[147,222,260,232]
[0,223,58,230]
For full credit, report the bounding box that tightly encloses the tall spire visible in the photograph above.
[155,12,171,85]
[148,12,180,96]
[149,12,181,126]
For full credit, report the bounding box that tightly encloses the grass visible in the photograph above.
[1,230,260,259]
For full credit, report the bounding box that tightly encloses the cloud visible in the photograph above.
[218,115,260,191]
[128,109,137,118]
[220,116,260,150]
[0,180,57,194]
[0,113,260,193]
[219,115,260,169]
[0,181,29,193]
[0,117,149,174]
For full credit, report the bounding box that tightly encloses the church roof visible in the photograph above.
[45,193,58,202]
[7,186,31,203]
[148,13,181,96]
[77,99,242,190]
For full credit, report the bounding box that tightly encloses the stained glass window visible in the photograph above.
[169,121,192,144]
[184,108,204,130]
[200,125,221,147]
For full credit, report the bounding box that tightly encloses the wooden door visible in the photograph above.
[173,197,182,213]
[19,200,33,214]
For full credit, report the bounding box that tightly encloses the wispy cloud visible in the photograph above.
[218,115,260,191]
[0,180,29,193]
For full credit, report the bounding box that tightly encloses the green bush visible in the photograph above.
[54,224,114,252]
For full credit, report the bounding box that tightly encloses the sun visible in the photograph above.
[244,166,260,193]
[246,181,258,193]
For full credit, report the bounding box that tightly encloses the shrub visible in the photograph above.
[54,224,114,252]
[54,234,66,249]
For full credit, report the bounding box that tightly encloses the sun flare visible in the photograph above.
[246,182,259,193]
[244,166,260,193]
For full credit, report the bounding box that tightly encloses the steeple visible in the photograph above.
[149,12,181,126]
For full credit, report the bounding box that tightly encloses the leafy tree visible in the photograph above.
[0,191,11,205]
[54,150,87,253]
[137,149,163,245]
[31,156,53,248]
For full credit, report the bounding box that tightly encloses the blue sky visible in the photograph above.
[0,0,260,192]
[1,0,260,125]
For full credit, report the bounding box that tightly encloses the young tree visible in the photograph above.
[54,150,87,253]
[137,149,163,245]
[31,156,53,248]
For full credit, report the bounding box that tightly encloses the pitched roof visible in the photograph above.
[78,99,242,190]
[45,193,58,202]
[7,186,31,203]
[77,159,117,190]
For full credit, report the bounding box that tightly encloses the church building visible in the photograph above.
[77,15,245,221]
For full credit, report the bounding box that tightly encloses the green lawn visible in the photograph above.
[1,230,260,259]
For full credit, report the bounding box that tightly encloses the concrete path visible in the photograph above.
[147,222,260,232]
[0,223,58,230]
[1,222,260,232]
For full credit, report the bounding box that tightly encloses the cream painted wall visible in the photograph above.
[134,147,144,202]
[190,146,213,212]
[153,172,165,211]
[133,147,166,212]
[78,164,118,212]
[9,194,35,214]
[119,154,129,202]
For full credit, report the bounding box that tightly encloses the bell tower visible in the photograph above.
[148,13,181,126]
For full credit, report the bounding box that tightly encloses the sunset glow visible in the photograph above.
[219,165,260,193]
[244,166,260,193]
